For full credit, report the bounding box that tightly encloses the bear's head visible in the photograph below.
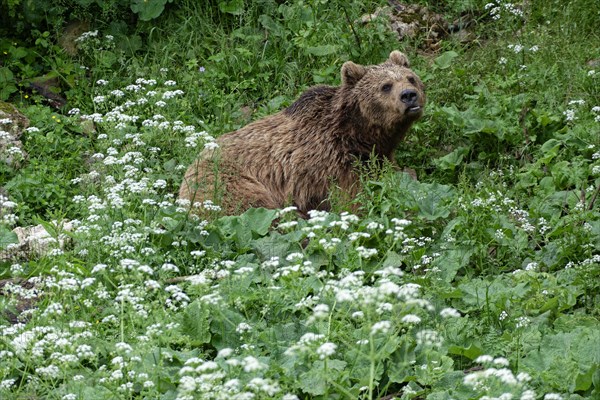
[341,50,426,132]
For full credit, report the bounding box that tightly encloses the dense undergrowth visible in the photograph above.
[1,0,599,399]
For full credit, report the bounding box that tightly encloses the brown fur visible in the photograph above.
[179,50,426,215]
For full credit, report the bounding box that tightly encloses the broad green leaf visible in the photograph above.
[299,359,346,395]
[217,216,252,247]
[0,67,17,100]
[305,45,337,57]
[0,83,17,100]
[464,117,497,135]
[434,51,459,69]
[99,51,117,68]
[180,300,211,345]
[0,66,14,83]
[438,104,465,126]
[521,326,600,392]
[251,234,293,260]
[426,389,457,400]
[388,338,417,383]
[219,0,244,15]
[241,207,278,236]
[11,46,28,59]
[382,250,404,269]
[575,364,597,391]
[258,14,285,37]
[447,343,483,360]
[434,146,470,171]
[1,226,18,251]
[119,34,143,55]
[516,170,538,190]
[458,278,509,310]
[131,0,169,21]
[415,182,455,220]
[539,138,561,164]
[210,309,245,349]
[550,160,572,189]
[259,322,301,353]
[80,385,117,399]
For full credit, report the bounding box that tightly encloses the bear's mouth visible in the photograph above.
[406,106,422,115]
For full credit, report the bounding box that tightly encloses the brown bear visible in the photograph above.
[179,50,425,215]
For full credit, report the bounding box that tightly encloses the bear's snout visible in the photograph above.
[400,89,418,105]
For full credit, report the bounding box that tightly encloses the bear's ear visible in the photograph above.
[341,61,367,86]
[389,50,410,68]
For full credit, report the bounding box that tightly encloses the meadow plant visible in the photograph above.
[1,1,599,398]
[463,355,535,399]
[0,76,453,398]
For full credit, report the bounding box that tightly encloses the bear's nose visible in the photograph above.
[400,89,418,104]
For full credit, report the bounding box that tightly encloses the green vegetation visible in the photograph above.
[1,0,599,399]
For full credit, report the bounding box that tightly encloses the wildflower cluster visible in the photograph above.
[0,194,18,226]
[73,30,116,70]
[175,353,295,400]
[0,77,219,398]
[69,77,215,260]
[463,355,545,399]
[0,118,25,165]
[485,1,524,20]
[564,100,600,123]
[1,323,97,389]
[507,44,539,54]
[262,211,457,395]
[496,42,540,72]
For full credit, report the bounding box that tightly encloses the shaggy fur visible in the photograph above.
[179,50,426,215]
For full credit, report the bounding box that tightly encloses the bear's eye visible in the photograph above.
[381,83,393,93]
[408,76,416,85]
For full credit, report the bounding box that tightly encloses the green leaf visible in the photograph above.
[216,216,252,247]
[447,343,483,360]
[539,138,561,164]
[219,0,244,15]
[521,326,600,392]
[575,364,597,391]
[427,389,458,400]
[130,0,169,21]
[241,207,278,236]
[119,34,143,55]
[464,116,497,135]
[259,322,301,354]
[80,385,117,399]
[434,51,459,69]
[215,208,277,244]
[0,67,14,84]
[550,160,572,189]
[433,247,473,282]
[517,170,538,189]
[0,226,18,251]
[0,67,17,100]
[305,45,337,57]
[258,14,285,37]
[388,340,417,384]
[415,182,455,220]
[299,359,346,395]
[99,51,117,68]
[180,300,212,345]
[434,146,470,171]
[251,234,293,260]
[210,308,245,348]
[383,250,404,269]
